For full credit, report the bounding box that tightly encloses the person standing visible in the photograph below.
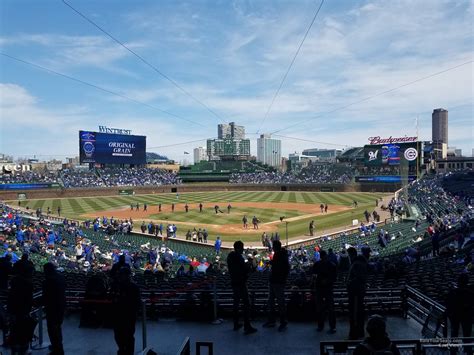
[446,273,473,338]
[214,236,222,254]
[8,262,34,354]
[143,204,147,212]
[135,203,139,211]
[309,220,315,236]
[42,263,66,355]
[112,267,141,355]
[263,240,289,331]
[324,204,328,213]
[227,241,257,335]
[171,203,175,213]
[227,204,232,214]
[199,203,203,212]
[185,204,189,213]
[313,250,337,333]
[214,205,219,214]
[320,204,324,214]
[242,215,248,229]
[347,247,370,339]
[57,206,61,216]
[158,203,162,212]
[130,204,134,211]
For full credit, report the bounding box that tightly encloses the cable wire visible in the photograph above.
[256,0,325,134]
[62,0,225,124]
[271,59,473,134]
[0,52,205,127]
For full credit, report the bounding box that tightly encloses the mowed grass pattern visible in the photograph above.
[12,191,388,242]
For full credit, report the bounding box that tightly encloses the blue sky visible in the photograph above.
[0,0,472,161]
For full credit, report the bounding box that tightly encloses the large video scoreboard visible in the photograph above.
[79,131,146,165]
[356,136,421,183]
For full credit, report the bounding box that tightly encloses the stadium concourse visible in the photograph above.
[0,171,473,354]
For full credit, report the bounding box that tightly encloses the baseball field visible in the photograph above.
[11,191,390,243]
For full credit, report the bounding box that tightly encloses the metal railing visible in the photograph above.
[404,285,448,338]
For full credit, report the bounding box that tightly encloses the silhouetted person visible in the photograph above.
[313,249,337,333]
[347,247,370,339]
[263,240,290,331]
[8,263,33,354]
[227,241,257,335]
[199,203,203,212]
[112,267,141,355]
[42,263,66,355]
[353,315,400,355]
[0,254,12,290]
[13,253,34,277]
[446,273,473,338]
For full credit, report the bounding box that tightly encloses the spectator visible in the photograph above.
[353,315,400,355]
[227,241,257,335]
[347,247,370,339]
[313,250,337,333]
[446,273,473,338]
[214,236,221,254]
[112,267,141,355]
[263,240,290,331]
[42,262,66,355]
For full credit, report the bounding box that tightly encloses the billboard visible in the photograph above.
[355,176,417,183]
[364,142,419,166]
[79,131,146,165]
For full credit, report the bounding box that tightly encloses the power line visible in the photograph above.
[271,59,473,135]
[256,0,325,134]
[62,0,225,124]
[0,52,205,127]
[148,138,213,150]
[272,134,349,147]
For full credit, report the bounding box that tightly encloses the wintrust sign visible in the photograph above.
[368,136,418,145]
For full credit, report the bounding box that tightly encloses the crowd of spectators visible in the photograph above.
[229,164,354,184]
[61,169,105,188]
[1,167,181,188]
[0,171,59,184]
[100,168,180,187]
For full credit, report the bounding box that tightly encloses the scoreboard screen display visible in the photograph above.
[79,131,146,165]
[364,142,419,166]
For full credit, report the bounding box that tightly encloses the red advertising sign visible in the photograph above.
[368,136,418,145]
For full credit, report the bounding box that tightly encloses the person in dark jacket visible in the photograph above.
[446,273,473,338]
[347,247,370,339]
[8,263,34,354]
[313,250,337,333]
[0,254,12,290]
[353,315,400,355]
[112,267,141,355]
[42,263,66,355]
[263,240,290,331]
[226,241,257,334]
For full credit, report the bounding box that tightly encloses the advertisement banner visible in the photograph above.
[0,183,60,190]
[355,176,417,183]
[79,131,146,165]
[118,189,135,196]
[17,193,27,200]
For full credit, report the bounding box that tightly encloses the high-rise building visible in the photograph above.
[217,122,245,139]
[193,147,207,164]
[257,134,281,168]
[432,108,448,158]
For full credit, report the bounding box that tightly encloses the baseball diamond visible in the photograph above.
[7,191,388,243]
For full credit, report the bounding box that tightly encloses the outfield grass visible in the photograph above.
[11,191,388,242]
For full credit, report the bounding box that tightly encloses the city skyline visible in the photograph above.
[0,0,472,161]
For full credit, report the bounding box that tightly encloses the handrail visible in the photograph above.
[176,337,191,355]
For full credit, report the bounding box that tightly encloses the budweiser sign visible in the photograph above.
[368,136,418,145]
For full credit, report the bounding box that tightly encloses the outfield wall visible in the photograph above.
[0,182,401,200]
